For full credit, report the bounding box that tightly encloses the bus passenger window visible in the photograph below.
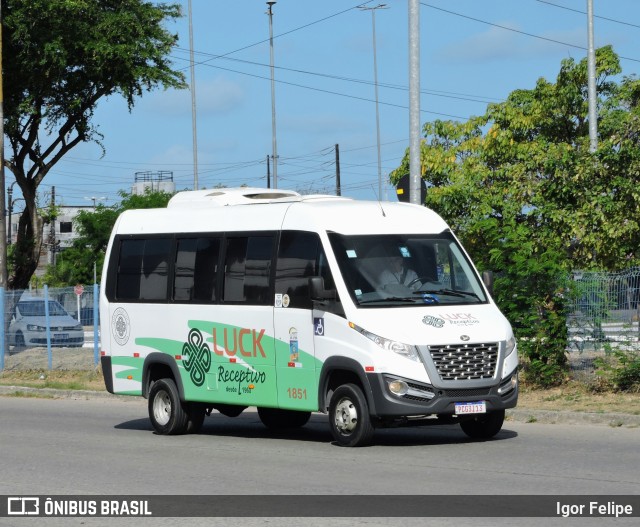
[139,238,171,300]
[223,235,274,305]
[174,237,220,302]
[116,238,171,301]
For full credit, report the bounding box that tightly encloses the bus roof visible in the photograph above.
[115,188,449,236]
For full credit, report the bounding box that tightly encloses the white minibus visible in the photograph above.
[100,188,518,446]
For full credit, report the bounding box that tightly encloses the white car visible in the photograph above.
[9,299,85,350]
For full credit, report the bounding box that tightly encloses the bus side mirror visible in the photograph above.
[309,277,336,301]
[482,271,494,297]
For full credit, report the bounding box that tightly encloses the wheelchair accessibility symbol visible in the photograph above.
[314,317,325,336]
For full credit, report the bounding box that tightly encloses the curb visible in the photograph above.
[1,385,639,428]
[506,408,640,428]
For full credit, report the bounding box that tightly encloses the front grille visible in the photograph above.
[429,342,498,381]
[442,387,492,398]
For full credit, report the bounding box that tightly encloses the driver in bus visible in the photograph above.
[379,255,419,289]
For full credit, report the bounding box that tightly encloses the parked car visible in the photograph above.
[8,299,85,350]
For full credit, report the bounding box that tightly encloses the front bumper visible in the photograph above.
[366,368,518,418]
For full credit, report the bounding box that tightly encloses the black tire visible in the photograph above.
[328,383,375,447]
[14,333,26,351]
[258,407,311,429]
[186,403,207,434]
[460,409,505,439]
[148,378,189,435]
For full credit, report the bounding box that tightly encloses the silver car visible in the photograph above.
[9,299,85,349]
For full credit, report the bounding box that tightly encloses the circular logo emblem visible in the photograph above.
[112,308,131,346]
[460,334,471,342]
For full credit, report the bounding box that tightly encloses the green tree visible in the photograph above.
[390,46,640,386]
[44,190,174,286]
[2,0,186,289]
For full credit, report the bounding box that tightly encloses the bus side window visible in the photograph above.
[116,238,171,301]
[139,238,171,300]
[174,237,220,302]
[116,239,144,300]
[223,235,274,305]
[275,231,336,310]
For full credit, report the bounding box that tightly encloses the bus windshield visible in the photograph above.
[328,231,488,307]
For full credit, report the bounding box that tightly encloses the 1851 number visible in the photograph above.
[287,387,307,399]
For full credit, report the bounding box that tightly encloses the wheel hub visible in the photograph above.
[153,390,171,426]
[334,397,358,433]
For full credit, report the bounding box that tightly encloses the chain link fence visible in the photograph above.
[567,267,640,381]
[0,285,100,372]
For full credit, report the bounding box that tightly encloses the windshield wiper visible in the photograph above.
[414,288,482,301]
[358,297,421,304]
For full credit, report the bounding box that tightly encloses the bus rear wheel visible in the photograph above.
[148,378,189,435]
[329,383,374,447]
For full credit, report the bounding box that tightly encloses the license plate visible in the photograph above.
[455,401,487,414]
[54,333,69,340]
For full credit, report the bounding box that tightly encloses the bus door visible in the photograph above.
[272,231,328,411]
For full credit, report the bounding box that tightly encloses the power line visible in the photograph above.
[535,0,640,30]
[172,55,469,120]
[177,1,377,73]
[421,2,640,64]
[174,48,500,104]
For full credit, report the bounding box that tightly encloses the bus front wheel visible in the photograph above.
[460,409,505,439]
[328,383,374,447]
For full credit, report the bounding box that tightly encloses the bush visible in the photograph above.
[595,350,640,392]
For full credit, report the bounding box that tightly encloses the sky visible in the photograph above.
[12,0,640,210]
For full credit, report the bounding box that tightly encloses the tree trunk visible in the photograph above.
[8,197,43,290]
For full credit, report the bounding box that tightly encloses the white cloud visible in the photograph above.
[438,24,585,63]
[144,76,245,117]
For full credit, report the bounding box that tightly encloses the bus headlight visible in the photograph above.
[349,322,420,362]
[505,334,516,358]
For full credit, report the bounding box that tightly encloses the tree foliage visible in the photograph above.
[2,0,186,289]
[390,47,640,386]
[43,190,174,286]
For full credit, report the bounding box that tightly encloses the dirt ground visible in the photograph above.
[1,346,639,415]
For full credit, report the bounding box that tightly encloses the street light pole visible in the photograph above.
[188,0,199,190]
[267,1,279,189]
[84,196,107,210]
[586,0,598,153]
[408,0,422,205]
[359,4,388,201]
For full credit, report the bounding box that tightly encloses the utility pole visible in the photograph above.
[267,2,279,189]
[49,187,56,266]
[587,0,598,152]
[266,154,271,189]
[7,182,15,246]
[0,2,8,289]
[335,144,341,196]
[408,0,422,205]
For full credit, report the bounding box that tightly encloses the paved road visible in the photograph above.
[1,396,639,527]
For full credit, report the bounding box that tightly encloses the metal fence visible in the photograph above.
[1,269,639,380]
[0,285,100,372]
[567,267,640,380]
